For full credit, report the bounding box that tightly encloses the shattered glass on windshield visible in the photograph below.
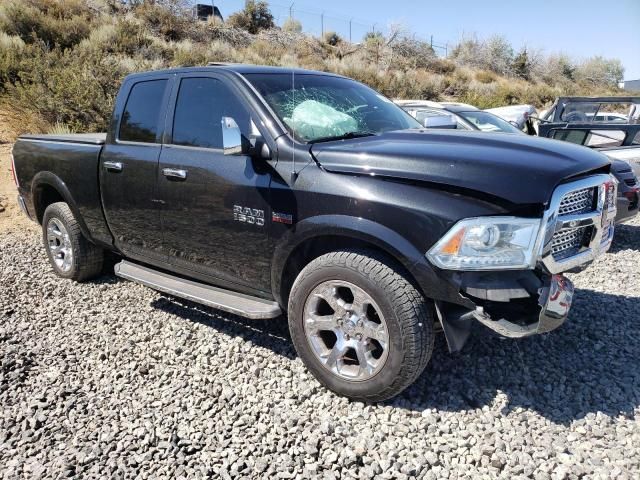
[287,99,358,140]
[244,73,421,142]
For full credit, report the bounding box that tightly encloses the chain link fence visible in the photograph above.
[202,0,449,55]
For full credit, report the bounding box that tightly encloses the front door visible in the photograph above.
[157,74,272,293]
[100,77,172,263]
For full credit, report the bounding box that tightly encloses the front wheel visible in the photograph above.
[288,250,434,402]
[42,202,104,282]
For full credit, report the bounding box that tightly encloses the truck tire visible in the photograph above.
[288,250,434,402]
[42,202,103,282]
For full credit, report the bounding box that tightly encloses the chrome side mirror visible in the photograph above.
[222,116,245,155]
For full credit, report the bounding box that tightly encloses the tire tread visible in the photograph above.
[289,249,434,402]
[43,202,103,282]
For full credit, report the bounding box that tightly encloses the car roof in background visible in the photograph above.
[439,102,479,113]
[394,100,479,113]
[394,99,443,109]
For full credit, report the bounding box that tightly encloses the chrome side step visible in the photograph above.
[114,260,282,319]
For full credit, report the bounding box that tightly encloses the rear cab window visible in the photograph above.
[119,79,168,143]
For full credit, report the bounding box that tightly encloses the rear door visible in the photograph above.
[100,77,172,263]
[157,73,273,293]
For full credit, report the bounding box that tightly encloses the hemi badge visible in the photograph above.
[272,212,294,224]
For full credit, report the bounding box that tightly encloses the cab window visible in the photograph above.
[119,80,167,143]
[171,77,249,149]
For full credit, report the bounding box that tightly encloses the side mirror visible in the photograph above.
[509,120,520,128]
[222,116,272,159]
[423,114,457,129]
[222,116,248,155]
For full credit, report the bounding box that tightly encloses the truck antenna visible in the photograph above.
[291,70,298,183]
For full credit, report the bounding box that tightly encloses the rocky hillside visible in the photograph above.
[0,0,626,141]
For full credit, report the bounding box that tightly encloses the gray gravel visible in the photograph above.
[1,219,639,479]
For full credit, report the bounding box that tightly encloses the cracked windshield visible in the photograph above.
[244,73,421,142]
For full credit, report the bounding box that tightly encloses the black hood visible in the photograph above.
[311,130,611,205]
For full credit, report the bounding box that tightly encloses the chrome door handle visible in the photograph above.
[162,168,187,180]
[103,161,123,172]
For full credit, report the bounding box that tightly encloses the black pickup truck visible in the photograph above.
[12,65,618,401]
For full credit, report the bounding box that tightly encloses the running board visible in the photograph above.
[114,260,282,319]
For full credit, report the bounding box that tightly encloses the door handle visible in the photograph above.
[162,168,187,180]
[103,161,123,172]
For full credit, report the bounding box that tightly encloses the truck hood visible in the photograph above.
[311,130,611,205]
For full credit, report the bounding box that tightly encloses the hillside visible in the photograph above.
[0,0,627,143]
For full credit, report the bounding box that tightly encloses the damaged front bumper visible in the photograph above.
[471,274,574,338]
[435,271,575,352]
[433,174,616,352]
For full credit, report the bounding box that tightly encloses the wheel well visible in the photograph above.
[34,184,65,224]
[279,235,422,308]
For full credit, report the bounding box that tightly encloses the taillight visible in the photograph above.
[10,149,19,188]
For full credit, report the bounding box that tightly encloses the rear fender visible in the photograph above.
[31,171,93,242]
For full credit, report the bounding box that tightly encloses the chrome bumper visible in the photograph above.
[472,274,574,338]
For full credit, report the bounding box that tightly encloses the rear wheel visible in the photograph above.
[288,250,434,402]
[42,202,103,282]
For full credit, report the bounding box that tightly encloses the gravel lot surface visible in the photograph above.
[1,219,639,479]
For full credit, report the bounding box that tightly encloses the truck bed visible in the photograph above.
[19,133,106,145]
[13,133,112,246]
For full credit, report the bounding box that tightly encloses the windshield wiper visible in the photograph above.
[308,131,377,144]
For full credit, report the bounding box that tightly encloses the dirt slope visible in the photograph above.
[0,143,37,235]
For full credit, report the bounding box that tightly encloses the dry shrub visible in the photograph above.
[426,58,456,75]
[133,2,191,41]
[171,39,208,66]
[206,40,238,64]
[475,70,497,84]
[0,0,627,136]
[0,98,51,143]
[0,0,94,50]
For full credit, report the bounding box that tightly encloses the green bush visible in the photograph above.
[0,0,94,50]
[227,1,274,35]
[7,45,127,132]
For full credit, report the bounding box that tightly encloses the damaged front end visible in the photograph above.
[435,272,574,352]
[432,174,617,352]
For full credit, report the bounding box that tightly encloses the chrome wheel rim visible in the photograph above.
[303,280,389,382]
[46,218,73,272]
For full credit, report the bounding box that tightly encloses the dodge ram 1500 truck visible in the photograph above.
[11,65,618,401]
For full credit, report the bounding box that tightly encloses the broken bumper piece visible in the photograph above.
[472,274,574,338]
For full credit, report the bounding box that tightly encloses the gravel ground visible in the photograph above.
[1,219,639,480]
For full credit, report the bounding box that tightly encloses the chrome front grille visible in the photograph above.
[557,187,595,216]
[550,226,591,260]
[551,186,598,261]
[540,175,616,273]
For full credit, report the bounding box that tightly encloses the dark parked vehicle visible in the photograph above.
[538,96,640,224]
[12,65,618,401]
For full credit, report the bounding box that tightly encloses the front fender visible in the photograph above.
[271,214,474,310]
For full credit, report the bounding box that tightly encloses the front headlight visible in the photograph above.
[427,216,542,270]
